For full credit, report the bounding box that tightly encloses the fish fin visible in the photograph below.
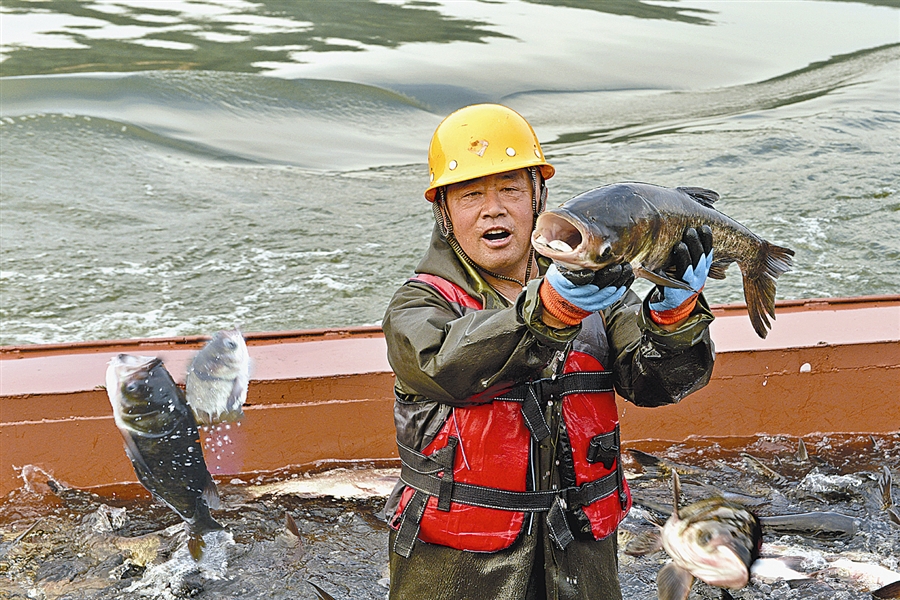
[225,376,248,421]
[645,510,670,527]
[672,470,682,518]
[623,529,664,556]
[708,259,732,280]
[676,186,719,208]
[872,579,900,599]
[285,513,301,538]
[628,448,664,467]
[795,438,809,462]
[187,530,205,561]
[307,581,338,600]
[200,477,223,514]
[888,507,900,527]
[877,465,893,510]
[635,266,693,291]
[721,590,736,600]
[657,562,695,600]
[121,436,167,494]
[740,241,795,338]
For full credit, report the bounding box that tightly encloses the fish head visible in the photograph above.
[106,353,185,435]
[191,329,249,378]
[661,499,762,590]
[532,209,619,270]
[533,185,652,270]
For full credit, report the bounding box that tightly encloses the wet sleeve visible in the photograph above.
[605,289,715,407]
[382,279,578,406]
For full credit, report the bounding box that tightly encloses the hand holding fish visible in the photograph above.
[649,226,714,326]
[540,262,634,326]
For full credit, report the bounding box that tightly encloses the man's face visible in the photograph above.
[444,169,534,280]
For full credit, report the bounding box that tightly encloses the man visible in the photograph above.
[382,104,715,600]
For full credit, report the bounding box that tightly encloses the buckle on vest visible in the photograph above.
[586,425,620,470]
[435,437,458,512]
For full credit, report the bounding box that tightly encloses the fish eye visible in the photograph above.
[698,530,713,546]
[125,381,144,395]
[224,339,237,350]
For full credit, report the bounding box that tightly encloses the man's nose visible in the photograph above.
[482,189,506,216]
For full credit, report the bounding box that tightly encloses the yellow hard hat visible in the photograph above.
[424,104,555,201]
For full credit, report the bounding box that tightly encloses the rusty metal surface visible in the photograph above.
[1,297,898,496]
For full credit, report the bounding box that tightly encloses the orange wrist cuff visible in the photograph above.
[650,292,699,325]
[540,281,591,326]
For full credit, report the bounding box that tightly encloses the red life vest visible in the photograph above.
[390,274,631,554]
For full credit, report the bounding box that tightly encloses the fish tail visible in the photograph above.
[188,530,206,561]
[740,240,795,338]
[186,503,224,561]
[194,493,225,531]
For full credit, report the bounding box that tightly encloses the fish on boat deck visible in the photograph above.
[626,471,763,600]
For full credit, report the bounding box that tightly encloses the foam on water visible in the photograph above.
[125,530,235,599]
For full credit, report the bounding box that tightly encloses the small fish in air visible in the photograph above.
[185,328,250,426]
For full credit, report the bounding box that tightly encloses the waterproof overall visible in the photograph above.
[382,225,716,600]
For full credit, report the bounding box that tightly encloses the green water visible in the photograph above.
[1,0,898,345]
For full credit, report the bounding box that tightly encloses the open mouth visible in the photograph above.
[532,213,583,255]
[483,229,511,242]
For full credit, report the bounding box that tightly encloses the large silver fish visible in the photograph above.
[532,182,795,338]
[185,329,250,426]
[657,471,762,600]
[106,354,223,560]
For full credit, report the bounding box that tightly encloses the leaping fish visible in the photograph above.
[106,354,224,560]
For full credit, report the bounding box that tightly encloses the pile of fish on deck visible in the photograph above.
[618,442,900,600]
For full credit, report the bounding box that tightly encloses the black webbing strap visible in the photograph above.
[392,489,428,558]
[494,371,615,443]
[393,370,619,555]
[395,439,622,554]
[546,496,574,550]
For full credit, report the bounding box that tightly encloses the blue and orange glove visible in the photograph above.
[541,262,635,326]
[649,226,713,325]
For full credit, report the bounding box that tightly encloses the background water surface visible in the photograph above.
[1,0,898,345]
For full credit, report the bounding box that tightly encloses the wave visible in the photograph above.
[508,43,900,147]
[0,71,440,169]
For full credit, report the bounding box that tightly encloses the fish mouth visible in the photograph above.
[107,354,158,385]
[531,211,590,269]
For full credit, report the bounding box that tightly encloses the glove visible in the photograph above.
[649,225,713,325]
[541,262,635,326]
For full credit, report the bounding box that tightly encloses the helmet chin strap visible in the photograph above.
[432,168,545,289]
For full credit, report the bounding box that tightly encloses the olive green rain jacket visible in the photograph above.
[382,225,715,600]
